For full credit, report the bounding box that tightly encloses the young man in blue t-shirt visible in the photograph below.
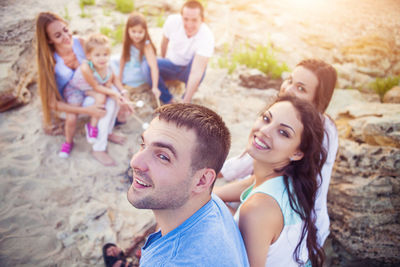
[103,103,249,267]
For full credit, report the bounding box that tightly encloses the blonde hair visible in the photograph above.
[122,12,155,63]
[85,33,111,55]
[35,12,65,127]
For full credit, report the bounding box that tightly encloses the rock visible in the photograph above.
[0,19,36,112]
[337,104,400,148]
[239,74,281,90]
[334,63,375,89]
[326,89,380,119]
[328,88,400,264]
[383,86,400,104]
[327,89,400,148]
[392,61,400,76]
[339,34,397,77]
[328,139,400,265]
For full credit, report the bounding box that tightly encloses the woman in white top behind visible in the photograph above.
[217,59,338,246]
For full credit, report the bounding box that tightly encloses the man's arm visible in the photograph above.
[183,54,208,103]
[160,35,169,58]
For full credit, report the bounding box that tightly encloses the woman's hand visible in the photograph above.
[87,104,107,118]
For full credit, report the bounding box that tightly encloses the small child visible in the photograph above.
[112,12,161,101]
[60,33,128,157]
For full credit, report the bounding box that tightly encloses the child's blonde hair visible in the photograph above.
[85,33,111,55]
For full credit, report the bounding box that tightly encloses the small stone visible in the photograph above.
[383,86,400,104]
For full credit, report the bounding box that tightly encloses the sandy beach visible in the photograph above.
[1,0,399,265]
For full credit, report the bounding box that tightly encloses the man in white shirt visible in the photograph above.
[142,0,214,103]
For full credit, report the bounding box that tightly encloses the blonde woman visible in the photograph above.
[36,12,127,166]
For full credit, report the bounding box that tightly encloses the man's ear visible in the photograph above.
[290,150,304,161]
[192,168,216,194]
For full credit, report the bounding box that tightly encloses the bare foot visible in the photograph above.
[92,151,116,166]
[43,123,64,136]
[108,133,126,145]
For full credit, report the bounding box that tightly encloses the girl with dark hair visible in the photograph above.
[234,95,326,266]
[111,12,160,101]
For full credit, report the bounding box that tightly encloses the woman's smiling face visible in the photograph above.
[46,20,73,48]
[246,101,304,169]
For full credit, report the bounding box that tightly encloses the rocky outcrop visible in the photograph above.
[327,89,400,265]
[0,19,36,112]
[333,33,400,89]
[329,139,399,265]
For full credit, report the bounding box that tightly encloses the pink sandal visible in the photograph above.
[58,142,73,158]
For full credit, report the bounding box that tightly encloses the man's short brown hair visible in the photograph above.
[154,103,230,175]
[181,0,204,20]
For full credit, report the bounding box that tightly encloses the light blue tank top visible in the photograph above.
[110,43,148,88]
[54,38,86,97]
[234,176,309,266]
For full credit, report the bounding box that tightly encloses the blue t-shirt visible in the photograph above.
[140,194,249,267]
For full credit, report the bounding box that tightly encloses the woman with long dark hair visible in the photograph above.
[233,95,326,266]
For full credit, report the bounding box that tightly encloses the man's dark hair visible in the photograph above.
[154,103,230,176]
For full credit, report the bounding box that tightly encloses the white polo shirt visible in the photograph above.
[163,14,214,66]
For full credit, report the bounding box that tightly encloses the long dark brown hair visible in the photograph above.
[121,12,156,63]
[271,95,327,266]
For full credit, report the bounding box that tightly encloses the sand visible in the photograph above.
[1,0,399,265]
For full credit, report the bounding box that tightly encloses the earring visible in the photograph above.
[289,157,294,162]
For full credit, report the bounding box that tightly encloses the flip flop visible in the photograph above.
[102,243,133,267]
[114,119,126,127]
